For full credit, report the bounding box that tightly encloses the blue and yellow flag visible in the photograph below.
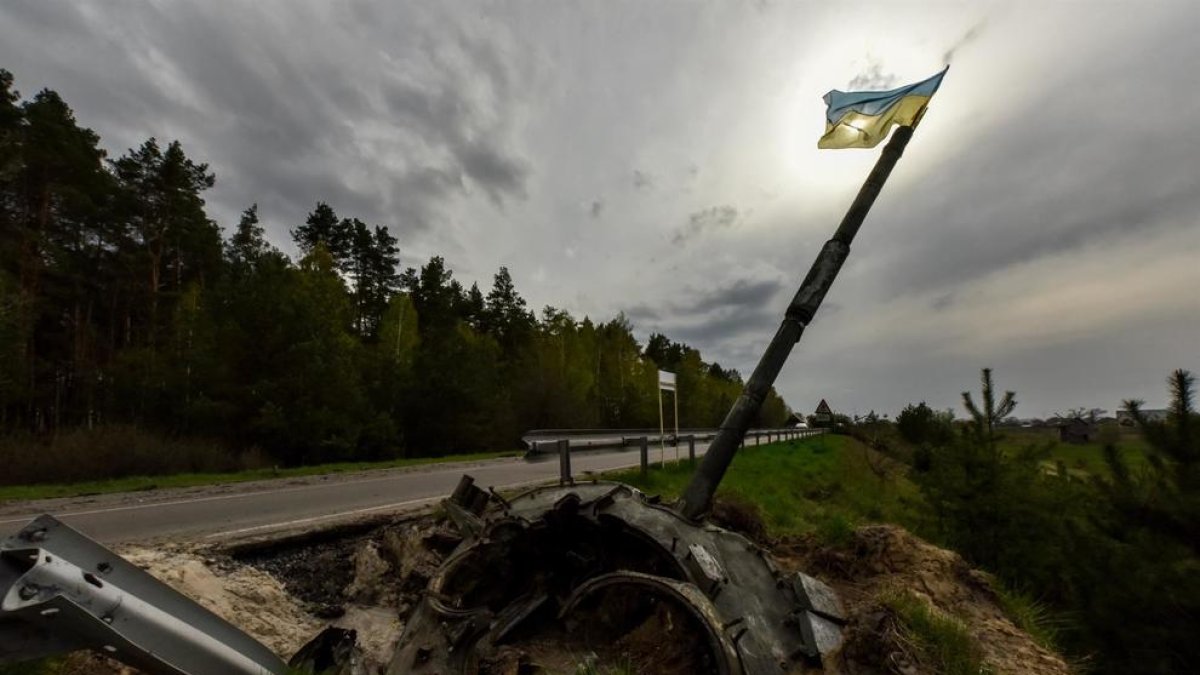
[818,67,947,149]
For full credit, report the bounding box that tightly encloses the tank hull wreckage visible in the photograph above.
[1,98,932,675]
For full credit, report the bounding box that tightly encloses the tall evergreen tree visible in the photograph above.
[110,138,217,347]
[484,266,532,351]
[291,202,351,264]
[227,203,272,273]
[346,220,399,337]
[463,282,486,330]
[3,86,113,431]
[403,256,460,336]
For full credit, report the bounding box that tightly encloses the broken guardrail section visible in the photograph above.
[0,514,290,674]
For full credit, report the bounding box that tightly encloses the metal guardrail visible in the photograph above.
[521,427,827,485]
[522,427,824,456]
[1,515,288,674]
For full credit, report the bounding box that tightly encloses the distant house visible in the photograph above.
[1059,417,1097,444]
[1116,409,1169,426]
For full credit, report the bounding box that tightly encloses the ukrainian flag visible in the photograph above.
[818,67,947,149]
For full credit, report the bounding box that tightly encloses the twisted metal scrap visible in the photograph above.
[389,478,845,675]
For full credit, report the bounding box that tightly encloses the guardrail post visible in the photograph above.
[558,438,572,486]
[640,436,649,476]
[688,435,696,464]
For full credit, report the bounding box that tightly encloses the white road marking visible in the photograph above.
[0,457,524,525]
[0,447,686,537]
[202,496,442,538]
[200,460,653,539]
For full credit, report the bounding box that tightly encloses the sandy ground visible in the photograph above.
[55,541,404,674]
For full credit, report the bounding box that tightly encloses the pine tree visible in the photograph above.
[484,266,532,351]
[228,203,272,272]
[463,283,486,330]
[291,202,351,264]
[916,368,1057,576]
[110,138,216,347]
[1100,369,1199,553]
[403,256,460,336]
[1074,370,1200,673]
[346,221,399,337]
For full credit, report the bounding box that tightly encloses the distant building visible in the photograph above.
[1116,409,1169,426]
[1059,417,1097,444]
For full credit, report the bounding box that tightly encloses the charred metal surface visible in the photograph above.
[389,480,844,674]
[289,627,367,675]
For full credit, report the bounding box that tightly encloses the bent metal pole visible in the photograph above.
[677,120,924,521]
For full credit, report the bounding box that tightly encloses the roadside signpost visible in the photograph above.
[658,370,678,465]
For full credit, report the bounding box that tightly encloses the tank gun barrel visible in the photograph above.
[677,123,920,520]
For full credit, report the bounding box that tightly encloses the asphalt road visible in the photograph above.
[0,440,718,545]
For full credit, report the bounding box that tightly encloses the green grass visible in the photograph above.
[996,427,1149,478]
[994,585,1066,653]
[883,590,993,675]
[0,658,67,675]
[0,450,519,504]
[607,434,923,540]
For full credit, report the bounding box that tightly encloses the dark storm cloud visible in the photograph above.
[0,0,531,243]
[454,139,530,204]
[671,304,778,347]
[931,293,956,311]
[623,303,661,321]
[683,278,781,314]
[625,275,785,351]
[673,205,739,244]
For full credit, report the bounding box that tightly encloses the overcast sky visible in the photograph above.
[3,1,1197,418]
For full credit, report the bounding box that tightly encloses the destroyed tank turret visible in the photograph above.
[387,475,844,674]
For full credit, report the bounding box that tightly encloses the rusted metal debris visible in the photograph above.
[389,475,845,674]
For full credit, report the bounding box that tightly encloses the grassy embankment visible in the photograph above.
[0,450,520,504]
[608,434,922,541]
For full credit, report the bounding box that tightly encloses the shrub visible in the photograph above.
[0,425,243,486]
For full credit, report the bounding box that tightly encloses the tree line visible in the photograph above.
[0,68,790,477]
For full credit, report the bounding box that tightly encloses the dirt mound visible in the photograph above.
[776,524,1070,675]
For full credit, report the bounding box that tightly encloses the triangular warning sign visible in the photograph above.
[815,399,832,415]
